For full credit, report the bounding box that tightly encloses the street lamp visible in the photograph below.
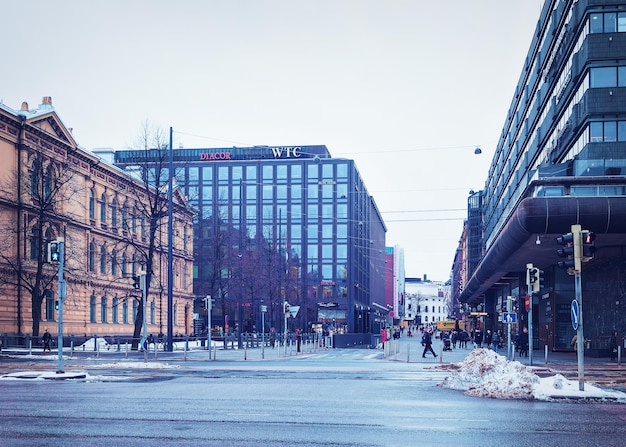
[261,303,267,359]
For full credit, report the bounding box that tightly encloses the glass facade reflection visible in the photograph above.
[114,145,386,335]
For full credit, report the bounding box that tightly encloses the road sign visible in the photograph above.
[571,299,579,330]
[502,312,517,323]
[289,306,300,317]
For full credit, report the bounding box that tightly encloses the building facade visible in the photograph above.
[113,145,386,338]
[405,277,450,329]
[0,97,195,341]
[458,0,626,352]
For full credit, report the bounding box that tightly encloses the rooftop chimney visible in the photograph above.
[42,96,52,105]
[21,102,28,111]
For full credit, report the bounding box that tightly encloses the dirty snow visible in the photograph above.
[438,348,626,402]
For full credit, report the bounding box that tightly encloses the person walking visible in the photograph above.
[492,331,500,353]
[42,328,52,353]
[421,328,437,358]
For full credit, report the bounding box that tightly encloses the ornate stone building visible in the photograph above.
[0,97,194,341]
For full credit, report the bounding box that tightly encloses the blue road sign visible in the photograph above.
[571,299,579,330]
[503,312,517,323]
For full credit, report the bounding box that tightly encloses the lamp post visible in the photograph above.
[261,304,267,359]
[206,295,212,357]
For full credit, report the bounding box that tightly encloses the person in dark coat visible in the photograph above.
[42,328,52,353]
[421,328,437,358]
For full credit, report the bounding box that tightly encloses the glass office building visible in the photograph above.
[458,0,626,351]
[114,145,386,337]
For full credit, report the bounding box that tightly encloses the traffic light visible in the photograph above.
[47,240,61,263]
[532,268,544,293]
[283,301,290,315]
[55,300,59,310]
[132,275,141,289]
[556,231,578,273]
[581,231,596,262]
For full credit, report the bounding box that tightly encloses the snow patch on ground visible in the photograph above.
[438,348,626,402]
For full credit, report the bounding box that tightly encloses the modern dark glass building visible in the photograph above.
[114,145,386,338]
[458,0,626,352]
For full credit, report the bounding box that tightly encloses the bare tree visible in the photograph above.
[0,152,85,336]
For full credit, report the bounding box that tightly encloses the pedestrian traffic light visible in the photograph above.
[55,300,59,310]
[132,275,141,289]
[581,230,596,262]
[47,240,61,263]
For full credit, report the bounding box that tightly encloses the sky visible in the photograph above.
[3,1,544,281]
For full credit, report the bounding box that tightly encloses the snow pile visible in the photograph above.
[75,337,111,351]
[439,348,538,399]
[438,348,626,402]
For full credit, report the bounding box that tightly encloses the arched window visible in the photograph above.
[100,194,107,222]
[111,198,118,227]
[100,245,107,274]
[88,189,95,219]
[121,203,127,230]
[121,252,127,276]
[88,242,95,272]
[111,249,118,276]
[43,165,53,199]
[30,160,41,197]
[101,296,107,323]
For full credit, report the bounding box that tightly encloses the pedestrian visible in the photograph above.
[519,328,529,357]
[484,330,493,349]
[474,329,483,349]
[269,327,276,348]
[451,330,458,349]
[42,328,52,353]
[492,331,500,353]
[296,328,302,353]
[610,331,619,361]
[421,328,437,358]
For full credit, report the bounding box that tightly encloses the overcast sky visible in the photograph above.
[3,1,544,281]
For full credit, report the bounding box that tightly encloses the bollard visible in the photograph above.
[618,346,622,366]
[244,344,247,361]
[70,338,74,358]
[125,342,129,359]
[544,344,548,365]
[407,344,410,363]
[28,336,32,356]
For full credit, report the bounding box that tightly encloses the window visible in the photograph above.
[123,301,129,324]
[45,290,55,322]
[111,199,118,227]
[30,160,41,197]
[121,252,127,276]
[101,297,107,323]
[100,194,107,222]
[112,298,119,324]
[111,249,118,276]
[90,295,96,323]
[88,242,95,272]
[89,189,95,219]
[150,302,155,324]
[100,246,107,274]
[132,300,138,323]
[590,67,616,87]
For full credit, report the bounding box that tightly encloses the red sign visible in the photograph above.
[525,294,530,312]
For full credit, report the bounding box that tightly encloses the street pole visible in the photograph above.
[526,263,534,366]
[141,273,147,363]
[206,295,212,357]
[56,239,66,374]
[167,126,174,352]
[261,304,267,359]
[284,300,289,356]
[573,225,585,391]
[507,296,512,361]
